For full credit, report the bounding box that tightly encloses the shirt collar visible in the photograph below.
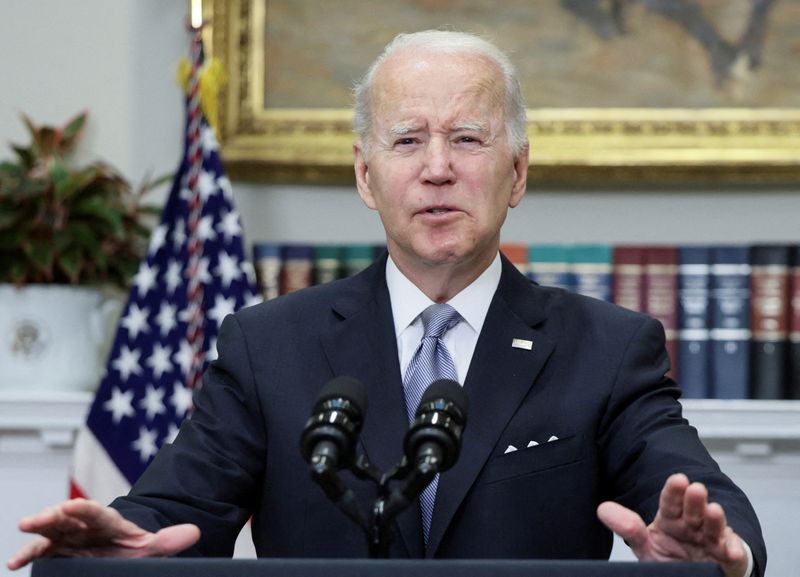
[386,253,502,337]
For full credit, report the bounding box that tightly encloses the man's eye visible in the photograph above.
[395,138,416,146]
[457,136,480,144]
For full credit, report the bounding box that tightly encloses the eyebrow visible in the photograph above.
[389,122,422,136]
[388,121,490,136]
[452,122,489,134]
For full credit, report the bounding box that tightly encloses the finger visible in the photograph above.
[702,502,727,544]
[6,536,52,571]
[19,505,88,538]
[683,482,709,531]
[61,500,147,539]
[597,501,650,554]
[657,473,689,521]
[723,530,747,565]
[144,524,201,557]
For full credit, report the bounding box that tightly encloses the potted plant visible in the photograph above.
[0,112,161,392]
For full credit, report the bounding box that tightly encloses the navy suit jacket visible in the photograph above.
[113,254,766,574]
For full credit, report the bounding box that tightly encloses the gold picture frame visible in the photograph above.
[204,0,800,185]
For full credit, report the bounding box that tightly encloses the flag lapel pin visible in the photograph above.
[511,338,533,350]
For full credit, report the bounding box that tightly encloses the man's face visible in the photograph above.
[355,50,528,279]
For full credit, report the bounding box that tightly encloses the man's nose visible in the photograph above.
[420,138,455,185]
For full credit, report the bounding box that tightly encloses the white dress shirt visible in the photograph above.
[386,253,501,385]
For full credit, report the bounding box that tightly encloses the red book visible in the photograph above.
[500,243,530,277]
[750,245,791,399]
[644,247,680,380]
[613,246,647,312]
[788,246,800,399]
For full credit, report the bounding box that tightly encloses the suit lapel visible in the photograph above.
[319,257,425,557]
[426,258,556,557]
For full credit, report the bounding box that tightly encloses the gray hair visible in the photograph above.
[353,30,528,158]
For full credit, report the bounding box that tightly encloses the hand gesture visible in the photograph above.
[597,473,750,577]
[7,498,200,571]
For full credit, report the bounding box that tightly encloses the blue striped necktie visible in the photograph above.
[403,303,461,545]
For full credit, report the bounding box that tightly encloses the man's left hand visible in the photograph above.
[597,473,750,577]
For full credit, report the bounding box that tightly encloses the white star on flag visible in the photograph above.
[208,294,236,327]
[146,343,173,378]
[132,427,159,462]
[121,303,150,340]
[133,262,159,298]
[215,252,243,288]
[112,346,143,382]
[139,385,167,421]
[103,387,135,424]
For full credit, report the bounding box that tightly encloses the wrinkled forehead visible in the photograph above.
[370,49,507,127]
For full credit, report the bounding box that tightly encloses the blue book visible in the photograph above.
[570,244,613,302]
[709,246,751,399]
[528,244,573,291]
[677,246,712,398]
[253,242,282,301]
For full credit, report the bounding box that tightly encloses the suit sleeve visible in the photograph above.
[110,314,266,557]
[596,315,767,576]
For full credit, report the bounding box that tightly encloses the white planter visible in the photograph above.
[0,284,123,392]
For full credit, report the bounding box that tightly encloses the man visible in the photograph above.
[8,30,765,577]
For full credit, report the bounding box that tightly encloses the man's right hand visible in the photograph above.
[6,498,201,571]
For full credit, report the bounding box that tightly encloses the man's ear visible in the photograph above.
[508,142,529,208]
[354,141,377,209]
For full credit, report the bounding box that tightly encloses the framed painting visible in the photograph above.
[204,0,800,184]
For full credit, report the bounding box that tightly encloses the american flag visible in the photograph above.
[70,29,260,503]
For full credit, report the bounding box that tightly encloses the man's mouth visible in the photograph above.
[427,208,451,214]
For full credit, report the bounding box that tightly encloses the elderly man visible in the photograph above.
[9,30,764,577]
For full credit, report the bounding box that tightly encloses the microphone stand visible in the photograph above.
[311,452,434,558]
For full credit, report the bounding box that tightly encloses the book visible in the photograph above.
[528,244,573,290]
[644,246,679,381]
[314,245,343,285]
[341,244,375,277]
[709,246,751,399]
[570,244,613,302]
[253,242,282,301]
[612,245,647,312]
[500,243,530,277]
[788,245,800,399]
[677,246,712,398]
[280,244,315,295]
[750,245,791,399]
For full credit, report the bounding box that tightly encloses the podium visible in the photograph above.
[32,557,723,577]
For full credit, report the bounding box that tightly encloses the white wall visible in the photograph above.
[234,184,800,249]
[1,2,798,577]
[0,0,185,200]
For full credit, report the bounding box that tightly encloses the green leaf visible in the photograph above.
[57,222,95,249]
[60,111,88,151]
[57,247,83,283]
[72,198,125,238]
[50,162,71,197]
[10,145,35,169]
[23,238,55,278]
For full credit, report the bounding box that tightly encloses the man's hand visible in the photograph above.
[7,498,200,571]
[597,473,750,577]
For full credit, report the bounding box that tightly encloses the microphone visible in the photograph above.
[378,379,468,523]
[300,376,367,473]
[404,378,469,476]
